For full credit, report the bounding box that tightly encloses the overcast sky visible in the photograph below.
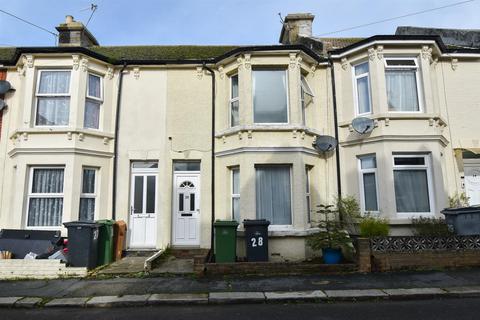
[1,0,479,47]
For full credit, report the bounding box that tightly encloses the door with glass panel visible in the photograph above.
[464,165,480,205]
[172,174,200,246]
[129,162,158,249]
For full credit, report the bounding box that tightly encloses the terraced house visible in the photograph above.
[0,13,479,260]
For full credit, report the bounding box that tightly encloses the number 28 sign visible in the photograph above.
[250,236,264,247]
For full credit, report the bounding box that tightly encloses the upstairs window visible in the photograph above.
[385,58,421,112]
[230,74,239,127]
[84,73,103,129]
[300,75,314,125]
[35,70,71,126]
[253,70,288,124]
[353,62,371,115]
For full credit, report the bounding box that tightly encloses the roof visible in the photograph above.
[396,26,480,49]
[0,44,325,66]
[317,37,365,52]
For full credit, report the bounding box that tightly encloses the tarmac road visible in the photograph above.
[3,297,480,320]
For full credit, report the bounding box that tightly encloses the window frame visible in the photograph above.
[357,155,380,214]
[305,165,312,223]
[231,167,240,222]
[34,69,72,127]
[252,69,290,125]
[254,164,293,230]
[229,73,239,128]
[79,167,98,221]
[300,74,314,126]
[25,166,65,230]
[84,73,103,130]
[352,62,372,116]
[384,57,423,113]
[392,153,434,216]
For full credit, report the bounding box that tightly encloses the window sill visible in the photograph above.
[338,113,447,128]
[10,128,115,140]
[215,124,322,138]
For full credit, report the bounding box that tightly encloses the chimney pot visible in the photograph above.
[65,15,74,24]
[279,13,315,45]
[56,16,99,47]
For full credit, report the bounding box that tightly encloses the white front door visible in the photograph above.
[465,166,480,205]
[129,166,158,249]
[172,173,200,246]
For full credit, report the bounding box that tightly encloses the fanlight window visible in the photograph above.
[180,181,195,188]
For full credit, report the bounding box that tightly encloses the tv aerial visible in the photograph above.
[351,117,374,134]
[313,135,338,153]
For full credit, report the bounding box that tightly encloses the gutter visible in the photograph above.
[201,63,216,252]
[112,62,127,220]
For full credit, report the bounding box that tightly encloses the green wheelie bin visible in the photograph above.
[96,219,115,265]
[214,220,239,263]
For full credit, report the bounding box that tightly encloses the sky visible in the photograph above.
[0,0,479,47]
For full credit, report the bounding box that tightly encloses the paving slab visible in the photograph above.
[265,290,327,301]
[86,294,150,307]
[0,297,22,307]
[150,256,194,274]
[445,286,480,296]
[383,287,446,299]
[44,297,89,307]
[324,289,387,300]
[209,292,265,304]
[98,257,146,275]
[14,297,43,308]
[148,293,208,305]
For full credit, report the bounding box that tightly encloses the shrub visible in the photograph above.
[411,217,453,237]
[337,196,362,235]
[448,193,469,208]
[359,216,389,237]
[307,204,353,250]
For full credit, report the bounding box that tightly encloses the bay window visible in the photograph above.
[393,154,433,214]
[35,70,71,126]
[27,167,64,227]
[353,62,371,115]
[84,73,102,129]
[253,70,288,123]
[255,165,292,225]
[358,155,379,213]
[79,168,97,221]
[231,167,240,222]
[385,58,421,112]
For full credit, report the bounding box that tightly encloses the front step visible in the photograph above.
[170,248,209,259]
[124,250,157,257]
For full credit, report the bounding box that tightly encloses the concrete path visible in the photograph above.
[98,256,146,275]
[150,256,194,274]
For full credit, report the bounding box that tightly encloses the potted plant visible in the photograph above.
[307,204,352,264]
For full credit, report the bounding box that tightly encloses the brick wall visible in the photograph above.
[0,69,6,139]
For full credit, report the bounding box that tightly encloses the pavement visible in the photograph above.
[3,269,480,308]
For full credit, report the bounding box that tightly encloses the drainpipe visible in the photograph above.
[202,63,216,251]
[329,59,343,217]
[112,62,127,221]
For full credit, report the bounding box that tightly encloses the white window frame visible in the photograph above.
[305,166,312,223]
[252,69,290,125]
[300,75,314,126]
[255,164,293,230]
[352,62,372,116]
[84,73,103,130]
[392,154,434,216]
[34,69,72,127]
[79,167,98,221]
[384,57,423,113]
[229,74,239,128]
[25,166,65,230]
[357,155,380,214]
[231,167,240,221]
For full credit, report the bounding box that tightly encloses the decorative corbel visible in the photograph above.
[376,45,384,60]
[103,137,109,145]
[67,132,72,140]
[300,131,306,140]
[292,129,298,138]
[368,48,376,61]
[80,58,89,72]
[196,66,203,79]
[17,64,26,77]
[222,135,226,144]
[428,118,435,126]
[341,58,349,70]
[72,55,80,70]
[289,53,297,69]
[133,67,140,80]
[451,58,458,71]
[236,57,243,70]
[237,131,243,140]
[106,67,114,80]
[384,118,390,126]
[243,54,251,69]
[22,132,28,141]
[348,124,354,132]
[218,65,225,79]
[310,64,317,76]
[421,46,433,63]
[247,130,252,139]
[78,133,84,141]
[24,55,34,68]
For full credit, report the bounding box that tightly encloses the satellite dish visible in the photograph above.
[314,135,338,152]
[0,80,12,95]
[352,117,374,134]
[0,99,6,111]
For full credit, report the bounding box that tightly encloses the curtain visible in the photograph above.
[256,166,292,225]
[253,70,288,123]
[386,70,419,112]
[394,170,430,212]
[363,172,378,211]
[231,100,239,126]
[88,74,101,98]
[38,71,70,94]
[84,100,100,129]
[79,198,95,221]
[356,76,371,114]
[232,169,240,221]
[28,169,64,227]
[36,97,69,126]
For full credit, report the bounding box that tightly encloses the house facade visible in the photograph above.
[0,14,479,260]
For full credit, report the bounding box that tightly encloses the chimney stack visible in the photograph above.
[279,13,315,45]
[55,15,99,47]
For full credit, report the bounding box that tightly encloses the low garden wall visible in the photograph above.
[357,236,480,272]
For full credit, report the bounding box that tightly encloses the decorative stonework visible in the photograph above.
[80,58,89,72]
[72,55,80,70]
[218,65,225,79]
[103,137,109,145]
[421,46,433,62]
[376,45,384,60]
[384,118,390,126]
[371,236,480,252]
[133,67,140,80]
[243,54,251,69]
[196,66,203,79]
[78,133,84,141]
[310,64,317,76]
[17,65,26,77]
[247,130,252,139]
[106,67,114,80]
[67,132,72,140]
[236,57,243,70]
[429,118,435,126]
[237,131,243,140]
[300,131,305,140]
[292,129,298,138]
[451,58,459,71]
[432,57,439,68]
[24,55,34,68]
[368,48,376,61]
[289,53,298,69]
[22,132,28,141]
[341,58,348,70]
